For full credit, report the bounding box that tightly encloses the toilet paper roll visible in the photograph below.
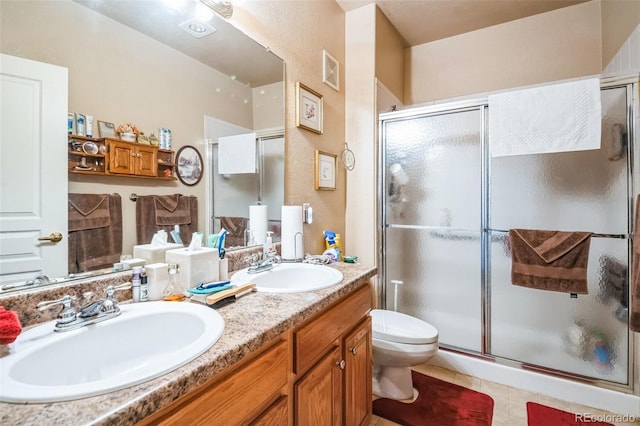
[249,205,268,245]
[281,205,303,260]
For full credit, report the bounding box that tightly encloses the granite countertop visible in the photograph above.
[0,262,376,426]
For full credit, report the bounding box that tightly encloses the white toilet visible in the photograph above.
[371,309,439,400]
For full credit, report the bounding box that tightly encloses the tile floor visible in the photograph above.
[370,363,640,426]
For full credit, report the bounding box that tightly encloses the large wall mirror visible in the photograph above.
[0,0,284,293]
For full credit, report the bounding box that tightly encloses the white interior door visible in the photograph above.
[0,54,68,285]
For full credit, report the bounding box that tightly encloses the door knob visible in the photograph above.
[38,232,63,243]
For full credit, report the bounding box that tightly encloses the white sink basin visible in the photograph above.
[0,301,224,403]
[230,263,343,293]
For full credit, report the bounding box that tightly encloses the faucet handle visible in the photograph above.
[27,275,51,286]
[105,282,132,300]
[243,254,259,266]
[36,294,77,325]
[36,294,76,312]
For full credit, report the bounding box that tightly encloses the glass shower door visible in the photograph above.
[382,108,484,352]
[488,86,630,383]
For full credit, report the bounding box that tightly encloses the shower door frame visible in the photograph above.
[378,75,638,393]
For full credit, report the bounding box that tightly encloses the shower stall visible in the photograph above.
[379,76,637,391]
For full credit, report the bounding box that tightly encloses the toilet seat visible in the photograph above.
[371,309,438,344]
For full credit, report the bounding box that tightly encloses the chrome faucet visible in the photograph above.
[1,275,52,292]
[37,282,132,332]
[246,252,281,274]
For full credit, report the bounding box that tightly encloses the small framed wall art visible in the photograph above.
[322,49,339,91]
[296,82,323,134]
[176,145,203,186]
[315,150,337,190]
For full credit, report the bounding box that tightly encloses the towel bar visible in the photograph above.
[489,229,628,239]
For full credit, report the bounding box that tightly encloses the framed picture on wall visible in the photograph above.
[176,145,203,186]
[322,50,339,91]
[296,82,323,134]
[315,150,336,190]
[97,121,116,138]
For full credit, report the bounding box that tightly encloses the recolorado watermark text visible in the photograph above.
[575,413,637,423]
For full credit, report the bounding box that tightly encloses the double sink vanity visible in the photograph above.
[0,251,376,425]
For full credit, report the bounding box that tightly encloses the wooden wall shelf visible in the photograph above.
[68,135,176,181]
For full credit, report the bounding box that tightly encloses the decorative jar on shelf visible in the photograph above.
[149,133,159,147]
[116,122,140,142]
[120,132,137,142]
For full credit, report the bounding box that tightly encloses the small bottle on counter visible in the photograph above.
[140,273,149,302]
[132,266,142,302]
[163,264,186,302]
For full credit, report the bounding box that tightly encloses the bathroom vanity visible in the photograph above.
[0,262,376,425]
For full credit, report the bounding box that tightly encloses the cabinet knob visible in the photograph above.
[337,359,346,370]
[350,347,358,356]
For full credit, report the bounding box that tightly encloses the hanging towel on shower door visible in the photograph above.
[630,196,640,331]
[218,133,256,174]
[489,78,601,157]
[509,229,592,294]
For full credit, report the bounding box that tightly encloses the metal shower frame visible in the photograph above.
[377,75,638,393]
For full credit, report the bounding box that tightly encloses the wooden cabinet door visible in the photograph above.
[295,345,343,426]
[136,145,157,176]
[251,396,288,426]
[344,316,372,426]
[108,140,135,174]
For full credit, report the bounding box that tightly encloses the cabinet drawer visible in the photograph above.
[143,338,288,425]
[294,284,371,374]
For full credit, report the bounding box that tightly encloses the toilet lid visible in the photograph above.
[371,309,438,344]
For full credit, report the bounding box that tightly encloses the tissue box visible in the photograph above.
[133,243,183,264]
[165,247,219,289]
[122,258,146,269]
[145,263,169,301]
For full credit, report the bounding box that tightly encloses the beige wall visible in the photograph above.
[375,8,406,102]
[405,0,603,104]
[2,0,348,265]
[231,1,346,255]
[601,0,640,68]
[1,0,259,256]
[345,4,378,269]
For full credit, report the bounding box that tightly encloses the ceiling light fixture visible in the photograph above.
[198,0,233,19]
[179,19,217,38]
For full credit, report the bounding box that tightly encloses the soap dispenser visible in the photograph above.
[263,231,275,257]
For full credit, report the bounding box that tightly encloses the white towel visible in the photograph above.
[218,132,257,174]
[489,78,601,157]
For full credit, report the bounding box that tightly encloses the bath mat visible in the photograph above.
[527,402,614,426]
[372,371,494,426]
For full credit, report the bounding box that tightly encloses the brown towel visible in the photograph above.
[509,229,592,294]
[68,194,110,231]
[630,195,640,331]
[154,195,192,225]
[136,195,198,245]
[68,194,122,273]
[220,216,248,247]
